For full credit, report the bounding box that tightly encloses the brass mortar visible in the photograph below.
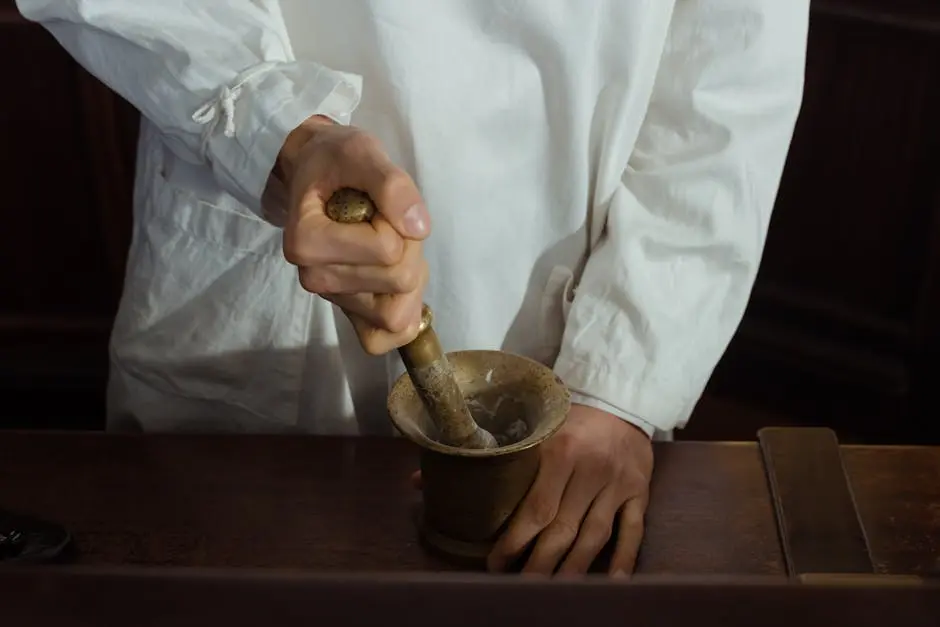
[387,349,571,566]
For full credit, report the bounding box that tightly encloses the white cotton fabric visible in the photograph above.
[17,0,809,437]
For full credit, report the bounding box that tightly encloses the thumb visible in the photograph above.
[359,166,431,240]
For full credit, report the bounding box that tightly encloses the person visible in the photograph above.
[17,0,810,575]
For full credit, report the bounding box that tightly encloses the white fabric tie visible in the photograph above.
[192,62,278,157]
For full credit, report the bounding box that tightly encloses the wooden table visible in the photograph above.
[0,431,938,576]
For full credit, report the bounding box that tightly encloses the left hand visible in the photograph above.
[410,404,654,576]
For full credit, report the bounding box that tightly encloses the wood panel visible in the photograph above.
[1,1,938,442]
[0,5,135,429]
[704,0,940,444]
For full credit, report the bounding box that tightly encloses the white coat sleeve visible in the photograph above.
[14,0,361,221]
[553,1,810,434]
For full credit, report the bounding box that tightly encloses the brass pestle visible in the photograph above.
[324,188,498,450]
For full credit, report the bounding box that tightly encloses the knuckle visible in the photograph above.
[282,234,307,267]
[550,431,580,464]
[368,298,402,334]
[378,168,414,199]
[622,466,645,490]
[527,497,559,529]
[338,130,380,160]
[356,323,391,356]
[374,293,422,335]
[361,336,389,356]
[298,269,332,295]
[380,305,413,335]
[544,518,580,544]
[580,515,614,550]
[283,212,325,266]
[375,233,404,266]
[592,455,618,478]
[621,504,646,530]
[385,318,410,336]
[389,264,420,293]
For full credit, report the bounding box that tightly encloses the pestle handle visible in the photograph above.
[324,188,497,449]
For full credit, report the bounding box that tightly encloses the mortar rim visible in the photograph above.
[387,349,571,458]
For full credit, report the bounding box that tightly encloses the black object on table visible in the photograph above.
[0,508,73,564]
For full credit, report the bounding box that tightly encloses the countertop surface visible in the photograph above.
[0,432,937,575]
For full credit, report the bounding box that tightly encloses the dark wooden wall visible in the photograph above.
[699,1,940,443]
[1,1,138,429]
[1,1,938,443]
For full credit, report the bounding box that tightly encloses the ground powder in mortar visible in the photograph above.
[464,393,530,447]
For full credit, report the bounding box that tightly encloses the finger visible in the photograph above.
[340,302,424,356]
[410,470,422,490]
[348,310,422,356]
[609,496,647,577]
[285,211,406,267]
[327,265,426,332]
[556,484,623,575]
[522,468,607,575]
[487,454,575,573]
[310,240,426,295]
[333,141,430,240]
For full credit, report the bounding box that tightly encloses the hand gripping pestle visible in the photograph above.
[325,188,498,450]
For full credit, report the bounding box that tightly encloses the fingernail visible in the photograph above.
[402,203,430,238]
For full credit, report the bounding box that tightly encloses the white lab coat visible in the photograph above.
[17,0,808,437]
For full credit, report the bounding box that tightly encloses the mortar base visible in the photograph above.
[413,503,494,570]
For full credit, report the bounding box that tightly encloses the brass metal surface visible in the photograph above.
[399,323,496,449]
[324,188,496,449]
[324,188,377,223]
[388,350,571,566]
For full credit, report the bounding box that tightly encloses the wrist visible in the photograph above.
[568,393,656,439]
[274,114,334,185]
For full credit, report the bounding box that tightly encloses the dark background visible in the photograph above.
[1,0,938,444]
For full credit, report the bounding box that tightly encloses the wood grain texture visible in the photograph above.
[758,428,873,576]
[843,446,940,576]
[0,433,937,576]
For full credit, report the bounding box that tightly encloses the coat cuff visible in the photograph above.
[553,301,699,436]
[192,60,363,225]
[568,391,657,438]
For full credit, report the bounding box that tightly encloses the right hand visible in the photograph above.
[277,116,431,355]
